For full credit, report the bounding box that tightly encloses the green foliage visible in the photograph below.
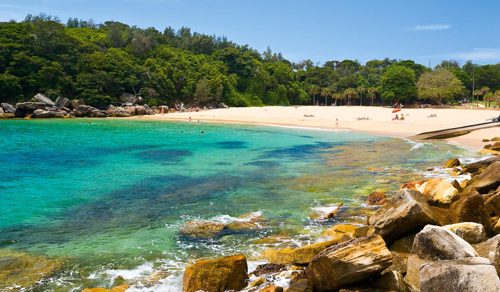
[0,15,498,108]
[417,68,465,104]
[379,65,417,104]
[0,73,23,103]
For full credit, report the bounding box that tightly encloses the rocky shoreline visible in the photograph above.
[177,153,500,292]
[2,134,500,291]
[0,93,167,119]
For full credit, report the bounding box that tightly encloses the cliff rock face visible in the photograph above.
[307,234,392,291]
[182,254,248,292]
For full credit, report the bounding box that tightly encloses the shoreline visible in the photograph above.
[127,106,500,151]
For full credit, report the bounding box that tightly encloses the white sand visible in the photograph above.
[133,106,500,151]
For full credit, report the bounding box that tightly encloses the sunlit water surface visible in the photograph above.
[0,119,473,290]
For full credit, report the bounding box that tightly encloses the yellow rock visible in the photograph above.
[262,239,340,265]
[82,289,109,292]
[416,178,459,204]
[111,286,129,292]
[322,224,357,240]
[0,249,63,290]
[82,285,129,292]
[248,277,265,287]
[183,254,248,292]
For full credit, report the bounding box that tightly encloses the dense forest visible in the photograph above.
[1,14,499,108]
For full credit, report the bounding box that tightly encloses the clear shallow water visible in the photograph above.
[0,119,471,290]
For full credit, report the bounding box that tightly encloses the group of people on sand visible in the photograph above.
[392,113,405,121]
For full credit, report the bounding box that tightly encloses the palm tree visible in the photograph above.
[474,86,490,107]
[308,85,320,105]
[356,85,367,106]
[344,88,357,106]
[321,87,332,105]
[367,87,378,106]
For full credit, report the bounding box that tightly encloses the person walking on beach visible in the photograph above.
[335,118,339,127]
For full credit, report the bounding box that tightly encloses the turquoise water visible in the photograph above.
[0,119,470,290]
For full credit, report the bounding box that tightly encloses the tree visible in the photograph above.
[194,78,211,104]
[0,73,23,103]
[321,87,332,105]
[379,65,416,105]
[417,68,465,104]
[367,87,378,106]
[308,85,320,105]
[474,86,491,107]
[343,88,357,106]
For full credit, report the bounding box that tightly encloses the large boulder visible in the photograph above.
[443,222,487,244]
[420,257,500,292]
[307,234,393,291]
[463,162,500,194]
[0,249,63,290]
[485,192,500,218]
[69,99,84,109]
[33,109,64,118]
[54,96,70,109]
[182,254,248,292]
[107,105,132,117]
[1,102,16,114]
[143,104,154,115]
[33,93,55,106]
[403,254,430,291]
[474,234,500,275]
[462,156,500,175]
[415,178,459,205]
[368,189,446,242]
[448,193,492,234]
[411,225,478,261]
[15,102,46,117]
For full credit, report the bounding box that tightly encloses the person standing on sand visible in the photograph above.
[336,118,339,127]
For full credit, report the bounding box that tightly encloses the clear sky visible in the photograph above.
[1,0,499,66]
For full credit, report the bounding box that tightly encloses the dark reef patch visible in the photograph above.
[138,149,192,163]
[214,141,247,149]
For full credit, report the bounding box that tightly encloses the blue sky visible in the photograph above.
[1,0,499,65]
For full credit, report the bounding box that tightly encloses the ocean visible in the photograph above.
[0,119,472,290]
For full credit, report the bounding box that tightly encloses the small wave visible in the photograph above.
[89,262,154,282]
[403,138,429,151]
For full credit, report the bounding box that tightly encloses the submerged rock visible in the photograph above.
[179,220,226,239]
[262,238,341,265]
[367,191,386,205]
[411,225,478,261]
[322,224,357,241]
[307,234,392,291]
[82,284,129,292]
[182,254,248,292]
[0,249,63,290]
[420,257,500,292]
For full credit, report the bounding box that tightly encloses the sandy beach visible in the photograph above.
[133,106,500,151]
